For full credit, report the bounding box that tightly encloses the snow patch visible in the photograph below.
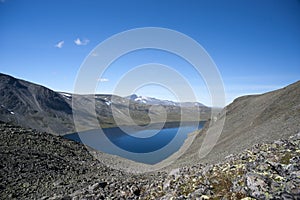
[61,93,71,97]
[134,97,148,103]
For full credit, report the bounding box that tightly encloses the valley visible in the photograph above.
[0,73,299,199]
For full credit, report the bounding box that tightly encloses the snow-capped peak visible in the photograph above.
[134,96,148,104]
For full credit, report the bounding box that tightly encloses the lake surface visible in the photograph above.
[64,121,205,164]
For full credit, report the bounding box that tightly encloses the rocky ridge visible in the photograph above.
[1,121,299,199]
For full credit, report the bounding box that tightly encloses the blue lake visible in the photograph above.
[64,121,205,164]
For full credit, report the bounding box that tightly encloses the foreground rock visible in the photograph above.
[0,122,158,199]
[1,121,299,199]
[146,133,300,199]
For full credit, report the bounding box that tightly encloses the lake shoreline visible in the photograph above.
[64,121,206,164]
[65,120,207,136]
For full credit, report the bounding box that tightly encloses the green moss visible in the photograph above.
[178,181,195,196]
[209,165,247,199]
[211,174,232,199]
[280,152,292,165]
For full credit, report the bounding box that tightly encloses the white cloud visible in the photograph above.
[55,41,64,48]
[91,52,98,57]
[97,78,109,82]
[74,38,89,46]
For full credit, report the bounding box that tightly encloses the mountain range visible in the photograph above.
[126,94,205,107]
[0,73,210,135]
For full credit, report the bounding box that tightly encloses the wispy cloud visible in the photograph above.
[91,52,98,57]
[74,38,89,46]
[55,41,64,48]
[97,78,109,82]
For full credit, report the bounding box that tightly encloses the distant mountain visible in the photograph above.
[173,80,300,167]
[0,73,210,134]
[126,94,206,107]
[63,93,210,132]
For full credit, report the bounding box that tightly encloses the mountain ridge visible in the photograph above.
[0,73,74,134]
[0,73,210,134]
[171,80,300,168]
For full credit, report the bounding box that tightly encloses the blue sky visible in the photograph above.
[0,0,300,105]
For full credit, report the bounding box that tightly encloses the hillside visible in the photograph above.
[0,73,74,134]
[0,121,150,199]
[173,80,300,167]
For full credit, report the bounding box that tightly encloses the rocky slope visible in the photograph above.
[1,121,299,199]
[0,121,154,199]
[0,73,210,134]
[173,80,300,167]
[0,73,74,135]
